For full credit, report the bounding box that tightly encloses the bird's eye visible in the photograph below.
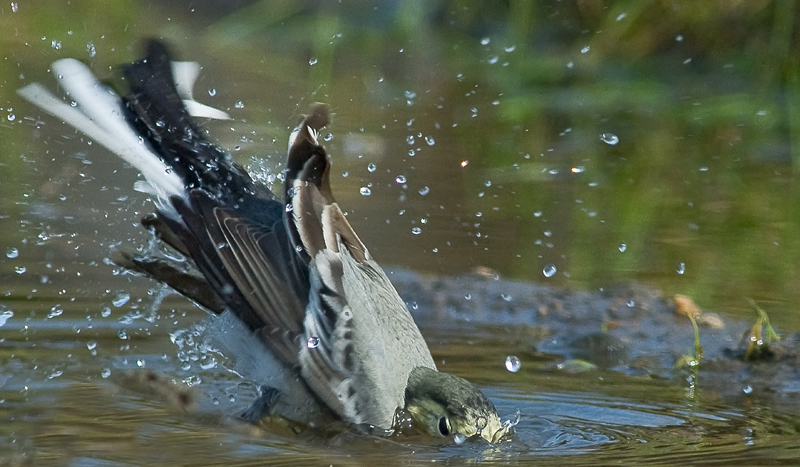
[438,416,450,436]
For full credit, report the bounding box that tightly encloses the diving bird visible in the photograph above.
[17,40,507,443]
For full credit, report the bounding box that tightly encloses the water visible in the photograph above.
[2,1,800,464]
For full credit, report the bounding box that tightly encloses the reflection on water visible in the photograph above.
[3,1,800,464]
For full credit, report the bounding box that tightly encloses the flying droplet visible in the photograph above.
[600,133,619,145]
[676,262,686,275]
[418,186,430,196]
[505,355,521,372]
[307,336,320,349]
[543,264,557,278]
[6,247,18,259]
[308,57,318,66]
[618,242,627,252]
[411,227,422,235]
[367,162,377,172]
[395,175,407,184]
[112,292,130,307]
[208,88,216,97]
[360,186,372,196]
[0,308,14,327]
[47,304,64,319]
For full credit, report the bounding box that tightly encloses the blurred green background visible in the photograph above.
[3,0,800,328]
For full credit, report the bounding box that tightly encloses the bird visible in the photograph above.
[17,39,508,443]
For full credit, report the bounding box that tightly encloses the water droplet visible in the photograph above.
[0,308,13,327]
[360,186,372,196]
[418,186,430,196]
[100,305,111,318]
[234,100,244,109]
[395,175,407,184]
[14,266,25,274]
[47,304,63,319]
[676,262,686,275]
[480,37,491,45]
[581,45,590,54]
[208,88,216,97]
[10,2,18,12]
[460,160,469,167]
[112,291,130,307]
[406,135,415,145]
[285,203,294,213]
[504,45,516,52]
[571,165,585,173]
[425,135,435,146]
[6,247,18,259]
[616,13,627,21]
[600,133,619,145]
[307,336,320,349]
[618,242,627,252]
[367,162,377,172]
[308,57,318,66]
[51,39,62,50]
[404,90,416,99]
[86,41,96,57]
[626,299,635,308]
[505,355,521,372]
[543,264,557,278]
[86,340,97,351]
[453,433,468,444]
[7,112,15,122]
[743,385,753,394]
[411,227,422,235]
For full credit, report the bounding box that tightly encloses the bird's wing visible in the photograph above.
[286,115,435,429]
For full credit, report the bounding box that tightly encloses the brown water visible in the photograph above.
[3,1,800,464]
